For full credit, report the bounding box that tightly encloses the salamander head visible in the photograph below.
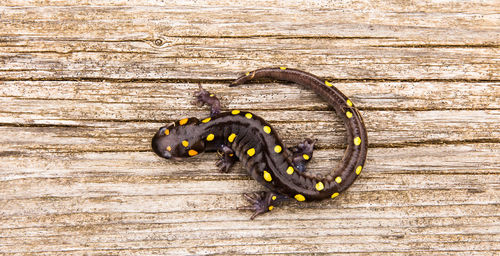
[152,117,205,160]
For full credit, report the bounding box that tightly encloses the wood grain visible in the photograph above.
[0,0,499,255]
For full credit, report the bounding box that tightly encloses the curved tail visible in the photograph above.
[230,67,368,200]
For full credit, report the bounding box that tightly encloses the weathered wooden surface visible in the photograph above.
[1,0,499,255]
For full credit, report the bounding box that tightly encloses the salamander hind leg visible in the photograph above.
[239,191,287,220]
[289,138,317,173]
[194,84,221,117]
[215,144,238,173]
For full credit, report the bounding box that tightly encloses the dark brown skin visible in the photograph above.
[152,68,368,219]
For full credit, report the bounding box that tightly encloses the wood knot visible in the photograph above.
[154,38,164,46]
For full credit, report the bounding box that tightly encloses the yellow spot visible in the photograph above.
[268,206,274,211]
[179,118,188,125]
[202,117,211,123]
[245,113,253,119]
[346,99,353,107]
[245,72,250,76]
[274,145,282,153]
[331,192,339,199]
[209,94,214,97]
[247,148,255,156]
[206,134,215,141]
[303,154,310,160]
[188,149,198,156]
[228,133,236,143]
[335,176,342,183]
[272,196,277,200]
[356,165,363,175]
[182,140,189,147]
[229,153,234,157]
[354,137,361,146]
[346,111,353,118]
[166,146,171,151]
[286,166,294,175]
[294,194,305,202]
[315,182,324,191]
[263,170,272,182]
[164,129,170,135]
[263,126,271,134]
[279,67,287,70]
[231,110,240,115]
[325,81,333,87]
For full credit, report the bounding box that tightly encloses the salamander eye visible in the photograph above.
[158,126,172,136]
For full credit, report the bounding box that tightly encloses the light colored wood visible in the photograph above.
[0,1,499,255]
[0,2,498,80]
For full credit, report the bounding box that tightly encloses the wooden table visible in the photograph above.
[1,1,499,255]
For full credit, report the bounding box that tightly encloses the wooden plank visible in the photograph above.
[1,81,499,110]
[1,142,500,180]
[1,2,497,40]
[1,109,499,151]
[1,38,497,80]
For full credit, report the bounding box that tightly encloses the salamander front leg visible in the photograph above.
[194,84,221,117]
[289,138,317,173]
[215,144,237,173]
[239,191,288,220]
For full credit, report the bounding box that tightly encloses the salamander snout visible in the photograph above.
[152,128,173,159]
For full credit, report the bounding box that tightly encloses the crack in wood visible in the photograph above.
[1,77,498,83]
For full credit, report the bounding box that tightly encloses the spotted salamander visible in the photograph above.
[152,67,368,219]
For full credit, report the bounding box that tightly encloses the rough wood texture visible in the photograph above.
[1,1,499,255]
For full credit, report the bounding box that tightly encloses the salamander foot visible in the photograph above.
[289,138,317,172]
[216,145,237,173]
[194,84,221,117]
[239,191,285,220]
